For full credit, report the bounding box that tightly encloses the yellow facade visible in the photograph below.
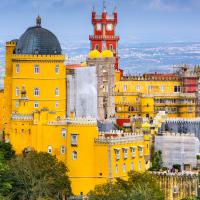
[7,109,150,195]
[115,77,196,119]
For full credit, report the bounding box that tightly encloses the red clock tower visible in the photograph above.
[89,4,120,69]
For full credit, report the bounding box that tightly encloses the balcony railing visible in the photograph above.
[89,35,120,41]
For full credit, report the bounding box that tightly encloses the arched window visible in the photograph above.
[55,88,59,96]
[34,88,40,96]
[15,87,20,96]
[72,151,77,160]
[34,65,40,74]
[55,65,59,74]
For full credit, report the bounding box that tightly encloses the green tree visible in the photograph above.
[0,142,15,160]
[9,151,72,200]
[88,171,164,200]
[0,153,12,198]
[149,150,163,171]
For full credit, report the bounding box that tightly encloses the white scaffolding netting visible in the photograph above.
[155,133,200,168]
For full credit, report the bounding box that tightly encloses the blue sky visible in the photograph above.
[1,0,200,44]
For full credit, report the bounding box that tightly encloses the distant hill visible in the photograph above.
[1,41,200,88]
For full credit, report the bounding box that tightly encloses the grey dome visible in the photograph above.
[15,17,62,55]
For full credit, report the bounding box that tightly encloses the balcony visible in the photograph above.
[89,35,120,41]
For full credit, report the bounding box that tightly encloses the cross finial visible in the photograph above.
[36,15,41,27]
[103,0,106,11]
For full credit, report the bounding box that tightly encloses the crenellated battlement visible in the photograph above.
[12,54,65,62]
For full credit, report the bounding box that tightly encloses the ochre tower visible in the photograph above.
[2,16,66,136]
[89,5,120,69]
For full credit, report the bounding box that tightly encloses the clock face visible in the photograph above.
[107,24,113,31]
[96,23,102,31]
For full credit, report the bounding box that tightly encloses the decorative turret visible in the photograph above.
[89,2,120,69]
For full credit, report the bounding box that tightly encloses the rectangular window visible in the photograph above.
[16,87,19,96]
[161,85,165,92]
[60,146,65,154]
[130,162,134,171]
[55,101,59,108]
[71,134,78,146]
[148,85,152,91]
[115,164,119,173]
[122,97,126,103]
[124,85,127,91]
[16,64,20,73]
[55,65,59,74]
[123,163,126,172]
[34,101,39,108]
[131,147,136,158]
[34,65,40,74]
[16,100,19,108]
[136,85,140,91]
[138,147,143,157]
[34,88,40,96]
[48,145,52,154]
[123,148,128,159]
[115,149,120,160]
[61,128,66,138]
[138,161,142,171]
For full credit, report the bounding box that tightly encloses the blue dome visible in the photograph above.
[15,16,62,55]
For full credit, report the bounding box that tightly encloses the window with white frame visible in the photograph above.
[161,85,165,92]
[115,149,120,160]
[130,162,134,171]
[124,85,127,91]
[131,147,136,158]
[55,88,59,96]
[34,88,40,96]
[138,161,142,171]
[138,146,143,157]
[60,146,65,154]
[72,151,77,160]
[48,145,52,154]
[16,64,20,73]
[34,101,39,108]
[136,85,140,91]
[16,87,20,96]
[123,148,128,159]
[55,65,59,74]
[115,164,119,173]
[34,65,40,74]
[61,128,66,138]
[16,100,19,108]
[123,163,126,172]
[148,85,152,91]
[55,101,59,108]
[71,134,78,146]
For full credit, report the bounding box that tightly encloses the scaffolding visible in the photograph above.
[155,132,199,169]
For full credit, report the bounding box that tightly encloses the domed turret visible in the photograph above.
[88,50,101,58]
[101,50,113,58]
[15,16,62,55]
